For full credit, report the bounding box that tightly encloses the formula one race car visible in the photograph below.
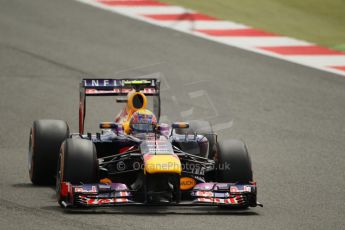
[28,78,262,208]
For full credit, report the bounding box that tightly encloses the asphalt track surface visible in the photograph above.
[1,0,345,229]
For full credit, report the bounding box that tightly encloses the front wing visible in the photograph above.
[60,182,261,208]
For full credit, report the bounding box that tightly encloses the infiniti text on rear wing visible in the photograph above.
[82,79,159,96]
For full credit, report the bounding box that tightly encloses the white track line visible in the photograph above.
[112,6,192,14]
[156,21,249,30]
[284,56,345,66]
[212,37,312,47]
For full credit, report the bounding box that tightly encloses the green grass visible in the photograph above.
[160,0,345,51]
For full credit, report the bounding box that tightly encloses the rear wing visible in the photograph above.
[79,78,160,134]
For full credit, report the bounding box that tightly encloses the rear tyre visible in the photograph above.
[28,120,69,185]
[217,139,253,183]
[56,138,99,205]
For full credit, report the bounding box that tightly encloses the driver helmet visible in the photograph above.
[129,109,157,134]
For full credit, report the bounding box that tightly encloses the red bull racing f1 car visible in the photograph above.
[28,78,262,208]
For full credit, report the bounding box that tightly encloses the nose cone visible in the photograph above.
[143,154,182,174]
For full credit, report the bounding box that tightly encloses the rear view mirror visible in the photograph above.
[99,122,118,129]
[172,122,189,129]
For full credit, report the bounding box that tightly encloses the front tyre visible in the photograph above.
[217,139,253,183]
[56,138,99,206]
[216,140,254,209]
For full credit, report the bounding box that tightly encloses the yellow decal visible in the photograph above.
[144,155,182,174]
[180,177,196,190]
